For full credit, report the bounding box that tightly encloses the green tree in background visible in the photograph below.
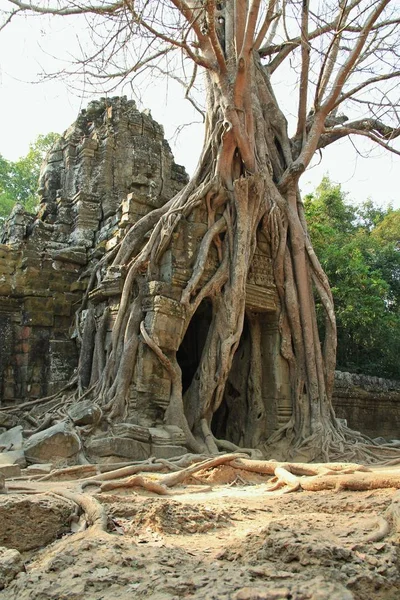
[0,132,59,218]
[305,178,400,380]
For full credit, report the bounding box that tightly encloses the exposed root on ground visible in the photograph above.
[51,490,108,533]
[265,418,400,464]
[8,454,400,497]
[4,452,400,565]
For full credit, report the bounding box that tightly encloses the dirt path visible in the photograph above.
[1,479,399,600]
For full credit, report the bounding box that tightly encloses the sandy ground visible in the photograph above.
[0,464,399,600]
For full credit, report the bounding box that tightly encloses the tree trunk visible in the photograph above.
[79,52,342,461]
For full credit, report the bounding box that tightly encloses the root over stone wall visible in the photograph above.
[0,98,398,449]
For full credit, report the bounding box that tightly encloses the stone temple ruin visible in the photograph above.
[0,97,399,465]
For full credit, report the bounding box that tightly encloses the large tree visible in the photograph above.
[2,0,400,460]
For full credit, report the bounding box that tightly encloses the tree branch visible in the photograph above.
[130,5,212,69]
[314,1,351,108]
[322,0,392,112]
[331,70,400,111]
[82,47,174,80]
[169,0,211,49]
[0,7,21,31]
[6,0,124,16]
[204,0,227,73]
[318,118,400,155]
[241,0,262,55]
[295,0,310,141]
[254,0,277,51]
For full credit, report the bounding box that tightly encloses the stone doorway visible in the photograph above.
[177,299,212,394]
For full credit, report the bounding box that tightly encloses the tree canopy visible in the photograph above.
[305,177,400,379]
[0,133,60,219]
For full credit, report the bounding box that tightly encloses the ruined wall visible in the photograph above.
[0,209,81,403]
[333,372,400,440]
[0,97,186,405]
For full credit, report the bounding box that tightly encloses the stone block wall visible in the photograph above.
[0,227,81,404]
[333,371,400,440]
[0,97,187,406]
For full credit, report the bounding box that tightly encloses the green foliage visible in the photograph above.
[305,177,400,379]
[0,132,59,219]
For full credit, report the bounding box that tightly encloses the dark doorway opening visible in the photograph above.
[211,316,251,445]
[176,299,212,394]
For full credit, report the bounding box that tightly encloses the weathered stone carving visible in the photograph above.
[0,97,186,408]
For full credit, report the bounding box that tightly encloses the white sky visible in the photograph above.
[0,11,399,210]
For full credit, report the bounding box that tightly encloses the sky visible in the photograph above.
[0,9,399,210]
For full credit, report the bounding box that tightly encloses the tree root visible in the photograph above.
[100,475,171,495]
[365,517,390,543]
[159,452,247,487]
[89,452,247,494]
[360,490,400,543]
[80,457,400,499]
[5,455,400,510]
[80,454,205,482]
[51,490,108,533]
[80,462,175,489]
[265,418,400,464]
[38,464,100,482]
[385,490,400,536]
[230,457,370,476]
[300,470,400,492]
[0,377,78,413]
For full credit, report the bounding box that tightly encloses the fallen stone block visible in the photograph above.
[50,246,88,265]
[0,414,18,430]
[0,464,21,479]
[23,422,81,463]
[87,437,150,460]
[0,546,24,590]
[66,400,102,426]
[151,445,187,459]
[0,426,23,452]
[112,423,151,442]
[22,463,53,476]
[0,494,74,551]
[0,450,26,468]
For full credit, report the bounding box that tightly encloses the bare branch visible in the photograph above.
[204,0,227,73]
[81,47,175,81]
[322,0,393,112]
[169,0,210,48]
[295,0,310,141]
[261,21,335,72]
[6,0,124,16]
[318,117,400,156]
[153,63,205,120]
[314,1,351,108]
[129,5,212,69]
[241,0,261,55]
[0,7,21,31]
[254,0,277,51]
[332,70,400,111]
